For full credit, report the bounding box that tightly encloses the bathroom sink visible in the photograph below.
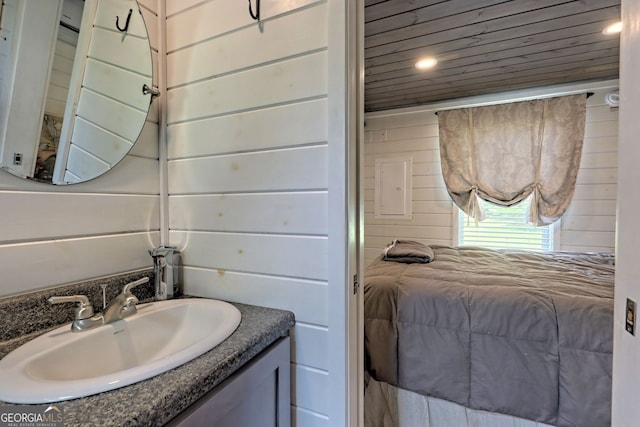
[0,298,241,403]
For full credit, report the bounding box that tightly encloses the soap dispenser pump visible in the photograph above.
[150,246,182,300]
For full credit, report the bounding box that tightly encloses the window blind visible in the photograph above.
[458,198,553,251]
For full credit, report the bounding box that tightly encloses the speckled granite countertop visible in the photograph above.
[0,271,295,426]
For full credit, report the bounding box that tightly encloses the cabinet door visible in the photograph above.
[168,337,290,427]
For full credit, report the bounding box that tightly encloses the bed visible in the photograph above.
[364,242,614,427]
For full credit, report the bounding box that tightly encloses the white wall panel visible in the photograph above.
[167,52,328,124]
[0,193,159,241]
[165,0,340,422]
[138,0,158,19]
[0,232,159,297]
[167,4,327,88]
[131,121,159,159]
[168,99,328,159]
[292,365,329,416]
[364,86,618,265]
[170,192,328,235]
[180,266,328,326]
[165,0,203,17]
[168,146,328,194]
[172,231,328,280]
[166,0,321,52]
[565,200,617,216]
[292,407,329,427]
[291,324,329,371]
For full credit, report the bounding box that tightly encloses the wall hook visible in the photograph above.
[248,0,260,21]
[116,9,133,32]
[142,84,160,98]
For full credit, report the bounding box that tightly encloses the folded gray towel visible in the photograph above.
[383,239,435,264]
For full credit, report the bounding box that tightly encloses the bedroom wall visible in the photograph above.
[164,1,350,425]
[363,84,619,266]
[0,0,160,298]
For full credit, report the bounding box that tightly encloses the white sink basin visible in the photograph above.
[0,298,241,403]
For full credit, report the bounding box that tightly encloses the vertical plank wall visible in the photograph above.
[0,0,160,298]
[165,1,331,425]
[363,86,619,266]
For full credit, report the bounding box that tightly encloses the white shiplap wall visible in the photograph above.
[364,86,619,266]
[0,0,160,298]
[165,1,334,425]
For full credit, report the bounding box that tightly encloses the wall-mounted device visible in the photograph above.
[605,89,620,108]
[150,246,182,300]
[626,298,636,336]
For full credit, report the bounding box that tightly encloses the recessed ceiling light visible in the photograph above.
[415,58,438,70]
[602,21,622,35]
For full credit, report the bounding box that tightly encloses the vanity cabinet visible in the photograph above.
[167,336,291,427]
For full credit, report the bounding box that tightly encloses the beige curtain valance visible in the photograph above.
[438,94,587,226]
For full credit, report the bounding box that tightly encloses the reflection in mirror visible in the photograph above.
[0,0,153,185]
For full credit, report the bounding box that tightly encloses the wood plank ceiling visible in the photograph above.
[364,0,621,112]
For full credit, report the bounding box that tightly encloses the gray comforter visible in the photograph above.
[364,245,614,427]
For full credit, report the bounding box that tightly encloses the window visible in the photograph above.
[457,197,554,251]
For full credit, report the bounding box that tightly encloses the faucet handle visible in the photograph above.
[48,295,94,320]
[122,277,150,295]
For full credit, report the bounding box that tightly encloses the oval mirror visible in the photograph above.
[0,0,153,184]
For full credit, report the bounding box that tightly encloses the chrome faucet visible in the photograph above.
[48,277,150,332]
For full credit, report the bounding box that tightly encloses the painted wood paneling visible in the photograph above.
[165,0,333,422]
[180,267,328,327]
[166,0,321,52]
[167,4,327,88]
[172,231,328,280]
[0,193,159,242]
[293,407,329,427]
[131,121,159,159]
[363,1,620,112]
[292,364,329,415]
[364,86,618,265]
[168,145,328,194]
[167,51,328,124]
[170,192,328,235]
[0,232,159,297]
[167,99,328,159]
[292,323,329,371]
